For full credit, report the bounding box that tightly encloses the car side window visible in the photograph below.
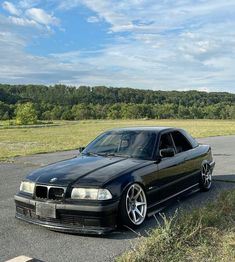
[171,131,192,153]
[159,133,174,151]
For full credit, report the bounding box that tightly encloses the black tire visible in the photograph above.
[199,163,212,192]
[119,183,147,229]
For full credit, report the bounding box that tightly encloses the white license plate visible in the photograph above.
[36,202,56,218]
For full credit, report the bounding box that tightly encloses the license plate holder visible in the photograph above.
[36,202,56,218]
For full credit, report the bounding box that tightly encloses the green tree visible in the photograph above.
[2,111,10,120]
[15,102,38,125]
[51,106,63,119]
[107,104,122,119]
[155,103,177,119]
[0,102,10,120]
[229,106,235,119]
[42,111,53,120]
[178,105,190,119]
[72,104,94,120]
[61,109,73,120]
[0,84,234,120]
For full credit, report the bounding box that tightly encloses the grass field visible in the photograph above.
[0,119,235,161]
[117,189,235,262]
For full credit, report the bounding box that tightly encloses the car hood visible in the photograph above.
[27,155,148,186]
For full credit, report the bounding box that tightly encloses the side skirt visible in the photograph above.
[147,183,199,217]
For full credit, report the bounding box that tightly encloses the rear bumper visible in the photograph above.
[14,194,119,235]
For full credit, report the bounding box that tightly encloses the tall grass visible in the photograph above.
[117,189,235,262]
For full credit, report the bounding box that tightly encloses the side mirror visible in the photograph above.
[78,146,85,155]
[160,148,175,158]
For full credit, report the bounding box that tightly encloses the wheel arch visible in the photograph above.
[104,170,147,200]
[201,159,210,167]
[121,180,147,197]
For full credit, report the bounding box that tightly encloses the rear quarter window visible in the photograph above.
[180,129,199,148]
[171,131,193,153]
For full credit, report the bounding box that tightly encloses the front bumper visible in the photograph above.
[14,194,119,235]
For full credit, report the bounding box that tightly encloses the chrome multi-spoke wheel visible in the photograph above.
[125,184,147,226]
[200,163,212,191]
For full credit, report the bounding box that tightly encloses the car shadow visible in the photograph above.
[105,178,235,240]
[213,174,235,182]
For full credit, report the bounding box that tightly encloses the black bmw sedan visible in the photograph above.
[15,127,215,234]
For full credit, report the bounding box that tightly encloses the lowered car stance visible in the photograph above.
[15,127,215,234]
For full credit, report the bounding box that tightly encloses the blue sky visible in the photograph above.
[0,0,235,93]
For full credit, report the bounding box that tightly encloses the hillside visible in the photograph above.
[0,84,234,120]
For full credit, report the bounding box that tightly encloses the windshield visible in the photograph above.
[83,130,157,160]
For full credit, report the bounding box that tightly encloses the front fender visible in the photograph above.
[104,171,146,200]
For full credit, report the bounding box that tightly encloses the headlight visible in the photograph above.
[71,188,112,200]
[20,181,35,194]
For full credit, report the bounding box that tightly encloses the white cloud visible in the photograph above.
[0,32,79,84]
[57,0,235,34]
[26,8,59,26]
[50,51,82,63]
[0,31,26,46]
[8,16,38,27]
[0,0,235,92]
[53,0,235,92]
[0,13,44,37]
[19,0,41,9]
[49,33,235,92]
[87,16,100,23]
[1,1,60,32]
[2,1,21,16]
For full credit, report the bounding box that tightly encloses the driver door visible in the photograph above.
[149,132,187,203]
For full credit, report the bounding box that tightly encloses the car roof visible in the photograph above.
[109,126,198,148]
[110,126,175,132]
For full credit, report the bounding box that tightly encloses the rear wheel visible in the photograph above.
[119,183,147,228]
[199,163,212,191]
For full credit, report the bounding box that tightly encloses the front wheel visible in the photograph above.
[199,163,212,191]
[119,183,147,228]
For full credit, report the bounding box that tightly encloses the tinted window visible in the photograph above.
[84,131,157,160]
[180,129,199,148]
[171,131,192,153]
[159,133,174,151]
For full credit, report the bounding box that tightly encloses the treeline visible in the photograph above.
[0,84,234,120]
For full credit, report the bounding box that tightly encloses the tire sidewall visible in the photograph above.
[199,163,212,191]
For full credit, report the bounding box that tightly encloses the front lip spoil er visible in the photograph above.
[15,213,115,235]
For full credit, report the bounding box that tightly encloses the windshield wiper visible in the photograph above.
[83,151,131,158]
[82,151,99,157]
[102,153,131,158]
[82,151,112,157]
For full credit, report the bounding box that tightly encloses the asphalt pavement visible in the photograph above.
[0,135,235,262]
